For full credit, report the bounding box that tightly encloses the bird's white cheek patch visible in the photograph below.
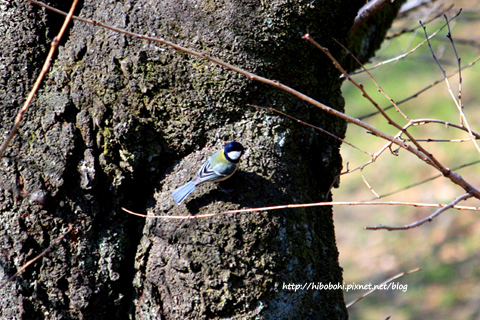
[227,151,242,160]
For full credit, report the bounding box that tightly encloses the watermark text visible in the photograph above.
[282,281,408,292]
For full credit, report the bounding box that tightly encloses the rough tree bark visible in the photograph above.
[0,0,404,319]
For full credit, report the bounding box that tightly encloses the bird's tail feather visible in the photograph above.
[172,181,196,204]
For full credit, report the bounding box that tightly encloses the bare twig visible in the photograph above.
[348,10,461,77]
[375,159,480,200]
[361,168,380,198]
[399,117,480,142]
[307,35,447,172]
[346,267,422,308]
[387,3,455,39]
[344,113,475,200]
[121,199,480,220]
[0,223,73,289]
[247,104,373,157]
[365,193,473,230]
[409,119,480,139]
[333,38,410,121]
[342,130,402,177]
[359,54,480,120]
[444,14,464,125]
[421,17,480,154]
[403,138,476,143]
[0,0,79,159]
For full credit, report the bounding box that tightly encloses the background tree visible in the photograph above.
[0,0,404,319]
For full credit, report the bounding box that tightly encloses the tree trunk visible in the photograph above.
[0,0,403,319]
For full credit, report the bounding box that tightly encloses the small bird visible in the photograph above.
[172,142,245,204]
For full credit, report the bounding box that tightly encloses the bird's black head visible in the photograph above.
[224,141,245,163]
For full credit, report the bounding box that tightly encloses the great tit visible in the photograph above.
[172,141,245,204]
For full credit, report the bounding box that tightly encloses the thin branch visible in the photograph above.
[346,267,422,308]
[359,54,480,120]
[347,10,461,77]
[387,3,455,39]
[361,167,380,198]
[340,126,413,178]
[316,33,480,200]
[375,159,480,199]
[247,104,373,157]
[0,223,73,289]
[121,199,480,220]
[400,117,480,142]
[0,0,79,159]
[365,193,473,231]
[307,36,422,149]
[403,138,477,142]
[421,18,480,154]
[409,118,480,139]
[445,14,464,125]
[309,35,447,174]
[333,38,410,121]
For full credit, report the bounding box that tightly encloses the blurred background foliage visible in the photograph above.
[336,1,480,319]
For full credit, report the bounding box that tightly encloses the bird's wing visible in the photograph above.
[197,159,223,181]
[195,160,236,185]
